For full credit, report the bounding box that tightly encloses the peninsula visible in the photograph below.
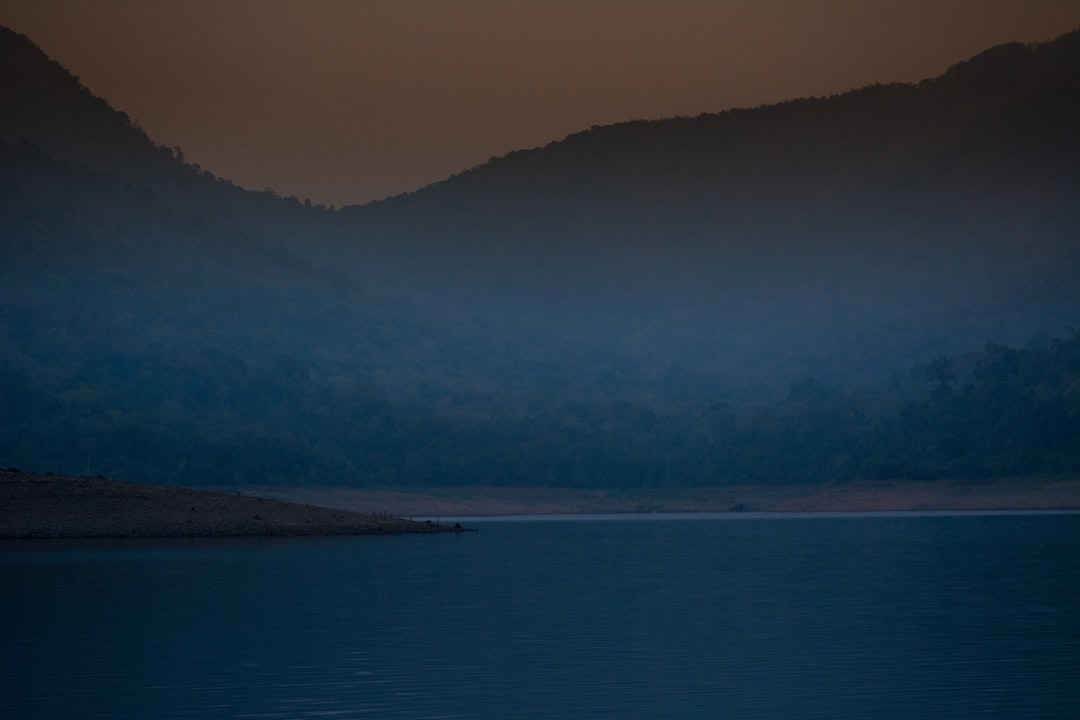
[0,470,468,539]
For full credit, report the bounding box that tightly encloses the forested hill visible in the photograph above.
[0,26,339,258]
[337,29,1080,378]
[1,25,1078,487]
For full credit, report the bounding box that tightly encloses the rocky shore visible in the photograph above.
[0,470,470,539]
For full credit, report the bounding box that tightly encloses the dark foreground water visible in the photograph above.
[2,512,1079,719]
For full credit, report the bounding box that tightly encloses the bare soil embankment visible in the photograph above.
[0,470,468,539]
[251,477,1080,517]
[6,471,1075,539]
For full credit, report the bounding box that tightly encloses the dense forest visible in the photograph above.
[2,26,1079,488]
[2,320,1079,486]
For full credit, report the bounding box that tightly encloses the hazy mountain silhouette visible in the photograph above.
[338,29,1080,382]
[0,27,341,260]
[2,25,1078,486]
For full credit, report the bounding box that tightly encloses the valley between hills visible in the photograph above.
[2,27,1079,496]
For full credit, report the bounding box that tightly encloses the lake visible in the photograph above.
[2,512,1078,719]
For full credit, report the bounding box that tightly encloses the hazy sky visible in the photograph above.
[5,1,1080,206]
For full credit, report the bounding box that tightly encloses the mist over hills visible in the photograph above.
[1,26,1078,486]
[341,31,1080,380]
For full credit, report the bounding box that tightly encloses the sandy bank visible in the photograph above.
[0,470,469,539]
[5,471,1076,540]
[248,477,1080,517]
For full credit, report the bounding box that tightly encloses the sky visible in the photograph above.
[4,1,1080,207]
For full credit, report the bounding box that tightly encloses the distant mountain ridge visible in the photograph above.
[333,29,1080,382]
[0,26,340,267]
[0,26,159,177]
[1,25,1079,487]
[342,29,1080,262]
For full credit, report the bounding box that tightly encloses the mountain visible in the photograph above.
[1,26,1078,487]
[0,27,413,484]
[337,30,1080,383]
[0,26,344,261]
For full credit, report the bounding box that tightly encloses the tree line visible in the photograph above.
[2,310,1076,488]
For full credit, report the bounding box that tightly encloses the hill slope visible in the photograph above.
[1,26,1078,487]
[338,30,1080,382]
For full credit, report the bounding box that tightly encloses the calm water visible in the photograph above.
[2,512,1079,719]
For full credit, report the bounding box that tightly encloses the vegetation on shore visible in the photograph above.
[2,331,1078,489]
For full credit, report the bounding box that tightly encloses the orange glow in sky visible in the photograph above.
[5,0,1080,206]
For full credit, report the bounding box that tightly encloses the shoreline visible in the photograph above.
[241,477,1080,517]
[0,470,470,539]
[4,471,1078,540]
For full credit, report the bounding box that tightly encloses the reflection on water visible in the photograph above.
[2,513,1079,719]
